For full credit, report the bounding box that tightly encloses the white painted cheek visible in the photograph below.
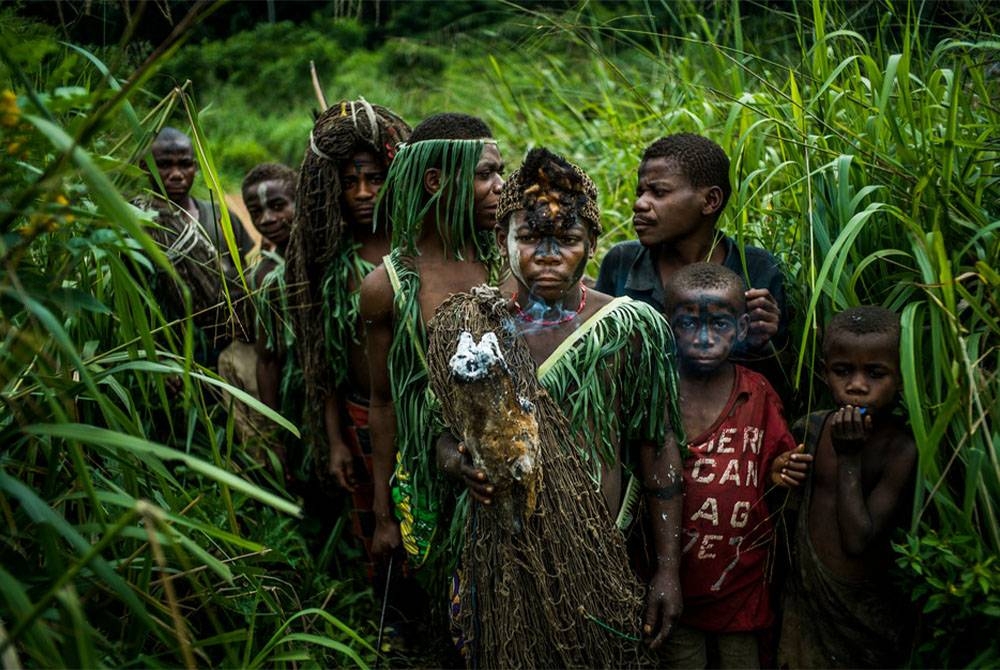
[506,226,527,285]
[255,183,269,212]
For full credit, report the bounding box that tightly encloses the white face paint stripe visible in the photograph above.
[505,224,527,286]
[255,182,270,214]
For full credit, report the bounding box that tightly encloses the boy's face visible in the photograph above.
[497,210,594,304]
[472,144,504,232]
[668,285,748,376]
[633,157,715,247]
[823,332,901,413]
[149,142,196,204]
[242,178,295,246]
[339,150,387,230]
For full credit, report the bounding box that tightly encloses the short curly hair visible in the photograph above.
[664,262,746,312]
[824,305,901,354]
[408,112,493,143]
[642,134,732,211]
[241,162,297,196]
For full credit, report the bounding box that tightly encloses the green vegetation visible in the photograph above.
[1,0,998,667]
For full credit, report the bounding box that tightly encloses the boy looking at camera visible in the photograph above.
[664,262,799,669]
[778,305,916,669]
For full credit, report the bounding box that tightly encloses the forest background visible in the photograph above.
[0,0,997,667]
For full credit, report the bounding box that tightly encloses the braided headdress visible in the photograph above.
[285,99,410,438]
[496,147,602,235]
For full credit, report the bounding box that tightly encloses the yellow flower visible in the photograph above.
[0,90,20,128]
[7,141,21,155]
[54,194,69,206]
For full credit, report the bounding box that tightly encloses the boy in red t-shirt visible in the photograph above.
[663,262,803,668]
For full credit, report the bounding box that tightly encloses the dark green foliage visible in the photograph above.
[896,531,1000,668]
[383,39,446,83]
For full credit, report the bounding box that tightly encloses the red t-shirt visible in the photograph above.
[679,365,795,632]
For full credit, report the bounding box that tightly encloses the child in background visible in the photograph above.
[663,262,799,669]
[216,162,297,468]
[285,100,411,581]
[778,305,916,669]
[596,134,788,393]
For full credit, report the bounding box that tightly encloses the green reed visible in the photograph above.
[0,20,375,669]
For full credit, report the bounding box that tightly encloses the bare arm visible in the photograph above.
[831,407,917,555]
[253,261,282,411]
[324,392,355,492]
[639,430,684,650]
[254,315,288,474]
[360,266,402,558]
[254,336,281,410]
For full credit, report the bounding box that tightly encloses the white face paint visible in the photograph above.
[505,221,528,286]
[255,182,270,215]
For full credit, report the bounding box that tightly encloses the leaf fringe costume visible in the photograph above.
[377,137,504,568]
[284,99,410,464]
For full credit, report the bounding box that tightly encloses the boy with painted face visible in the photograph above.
[216,163,298,465]
[663,262,798,669]
[438,147,686,654]
[778,306,916,669]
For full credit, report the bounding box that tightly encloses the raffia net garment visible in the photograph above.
[427,286,652,669]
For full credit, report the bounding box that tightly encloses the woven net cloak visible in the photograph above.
[427,286,653,669]
[284,99,410,457]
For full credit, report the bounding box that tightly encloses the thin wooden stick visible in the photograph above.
[310,60,328,111]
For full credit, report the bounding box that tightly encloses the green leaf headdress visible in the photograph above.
[378,137,498,264]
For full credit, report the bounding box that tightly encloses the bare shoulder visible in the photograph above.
[582,285,612,318]
[359,264,393,320]
[885,420,917,469]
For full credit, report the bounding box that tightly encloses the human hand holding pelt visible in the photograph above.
[436,433,495,505]
[770,443,813,487]
[744,288,780,350]
[831,405,872,455]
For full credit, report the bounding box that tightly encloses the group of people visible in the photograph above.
[140,102,917,669]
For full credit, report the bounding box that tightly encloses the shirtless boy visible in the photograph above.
[664,262,797,669]
[778,305,916,668]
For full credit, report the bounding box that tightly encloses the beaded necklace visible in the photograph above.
[513,284,587,327]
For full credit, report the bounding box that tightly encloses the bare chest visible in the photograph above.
[416,261,489,325]
[679,376,735,441]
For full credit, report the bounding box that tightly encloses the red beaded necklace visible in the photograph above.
[512,285,587,326]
